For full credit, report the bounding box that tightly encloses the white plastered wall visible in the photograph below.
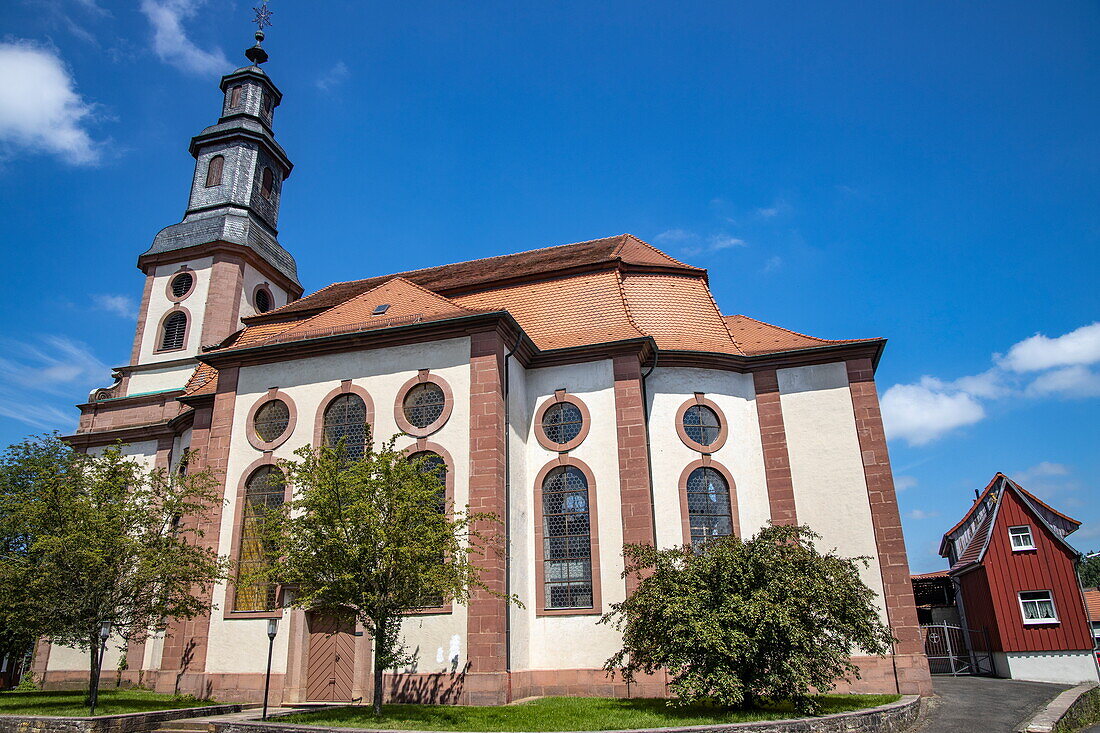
[994,650,1100,684]
[238,262,291,321]
[506,356,532,670]
[205,337,471,676]
[46,441,159,673]
[126,363,197,396]
[645,367,769,548]
[518,359,626,671]
[138,256,214,365]
[777,363,888,625]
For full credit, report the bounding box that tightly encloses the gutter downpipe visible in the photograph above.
[640,342,659,552]
[503,329,523,701]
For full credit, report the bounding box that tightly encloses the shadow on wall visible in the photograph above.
[386,663,471,705]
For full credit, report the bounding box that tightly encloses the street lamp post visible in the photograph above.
[262,618,279,720]
[89,621,111,716]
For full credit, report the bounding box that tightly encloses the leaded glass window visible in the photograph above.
[254,399,290,442]
[403,383,445,429]
[683,404,721,447]
[542,466,593,609]
[161,311,187,350]
[542,402,583,445]
[323,393,367,459]
[409,451,447,607]
[686,466,733,545]
[234,466,285,611]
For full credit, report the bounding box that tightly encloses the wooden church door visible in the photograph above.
[305,613,356,702]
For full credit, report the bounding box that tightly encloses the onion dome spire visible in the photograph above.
[245,2,273,65]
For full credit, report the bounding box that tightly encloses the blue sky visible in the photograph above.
[0,1,1097,572]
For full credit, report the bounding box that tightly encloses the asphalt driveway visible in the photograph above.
[910,676,1070,732]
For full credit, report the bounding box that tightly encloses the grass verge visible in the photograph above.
[0,688,216,717]
[278,694,902,731]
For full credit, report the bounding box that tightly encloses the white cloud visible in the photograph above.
[682,234,747,257]
[998,322,1100,373]
[881,382,985,446]
[1015,461,1069,481]
[140,0,230,76]
[316,61,349,92]
[762,255,783,273]
[0,336,111,432]
[894,475,918,491]
[92,294,137,319]
[654,228,695,244]
[755,200,791,219]
[1026,365,1100,398]
[906,509,939,520]
[0,40,102,165]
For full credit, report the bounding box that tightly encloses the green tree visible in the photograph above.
[253,438,517,714]
[1080,551,1100,589]
[601,524,894,716]
[0,434,228,710]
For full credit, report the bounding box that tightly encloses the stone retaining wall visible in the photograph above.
[210,695,920,733]
[0,704,245,733]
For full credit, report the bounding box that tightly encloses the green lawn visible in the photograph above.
[279,695,901,731]
[0,689,216,717]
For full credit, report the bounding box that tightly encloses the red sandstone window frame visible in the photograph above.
[677,456,739,546]
[533,390,591,453]
[225,455,291,619]
[165,266,196,303]
[394,370,454,438]
[399,439,456,616]
[533,456,603,617]
[675,393,729,454]
[313,381,375,450]
[246,388,298,451]
[153,306,191,354]
[252,283,275,314]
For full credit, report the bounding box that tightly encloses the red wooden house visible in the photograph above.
[939,473,1100,684]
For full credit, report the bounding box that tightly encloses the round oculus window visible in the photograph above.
[253,399,290,443]
[541,402,584,445]
[170,272,194,298]
[682,404,721,447]
[254,288,272,313]
[402,383,446,429]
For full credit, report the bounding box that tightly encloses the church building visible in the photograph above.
[35,31,932,704]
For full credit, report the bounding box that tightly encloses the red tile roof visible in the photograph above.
[911,570,951,580]
[723,315,880,355]
[247,234,703,323]
[1084,588,1100,623]
[621,274,741,354]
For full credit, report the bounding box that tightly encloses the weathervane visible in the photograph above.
[245,1,272,65]
[252,2,274,32]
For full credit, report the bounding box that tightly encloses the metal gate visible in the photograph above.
[920,622,994,676]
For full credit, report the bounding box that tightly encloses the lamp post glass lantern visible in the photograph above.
[262,617,279,719]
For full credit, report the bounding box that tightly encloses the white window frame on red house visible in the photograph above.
[1018,590,1058,624]
[1009,525,1036,551]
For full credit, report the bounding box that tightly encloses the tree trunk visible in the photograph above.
[86,631,101,712]
[372,618,386,715]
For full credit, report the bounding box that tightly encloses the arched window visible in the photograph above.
[160,311,187,350]
[541,466,593,610]
[323,393,367,459]
[260,167,274,199]
[204,155,224,187]
[229,85,243,108]
[234,466,285,612]
[409,450,448,608]
[685,466,733,545]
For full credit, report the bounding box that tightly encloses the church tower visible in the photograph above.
[118,27,303,397]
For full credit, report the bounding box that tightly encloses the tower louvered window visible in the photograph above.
[686,467,733,546]
[205,155,224,187]
[542,466,593,609]
[170,272,193,298]
[322,393,367,459]
[254,288,271,313]
[160,311,187,350]
[229,85,242,107]
[260,166,274,199]
[234,466,285,612]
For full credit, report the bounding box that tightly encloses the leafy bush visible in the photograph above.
[601,524,895,715]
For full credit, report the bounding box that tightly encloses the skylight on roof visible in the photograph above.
[372,304,391,316]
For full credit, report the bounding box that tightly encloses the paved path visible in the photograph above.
[910,676,1069,732]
